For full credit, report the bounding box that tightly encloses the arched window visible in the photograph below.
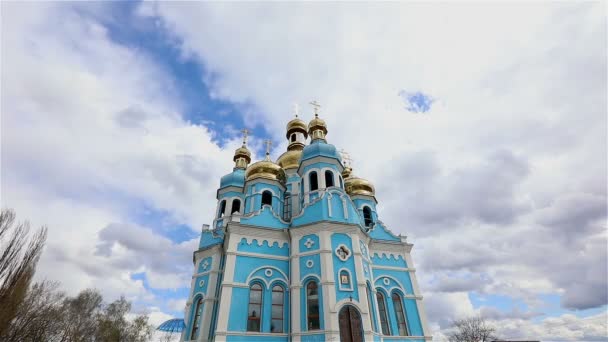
[363,206,373,227]
[261,191,273,208]
[339,175,344,189]
[291,134,296,142]
[283,192,291,221]
[339,270,350,285]
[231,199,241,214]
[306,281,320,330]
[271,285,285,333]
[247,283,263,332]
[325,170,334,187]
[190,297,203,339]
[366,285,377,332]
[376,291,390,335]
[309,172,319,191]
[392,293,409,336]
[218,200,226,218]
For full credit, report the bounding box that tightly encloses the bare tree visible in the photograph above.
[448,316,497,342]
[58,288,103,342]
[0,208,47,338]
[96,296,153,342]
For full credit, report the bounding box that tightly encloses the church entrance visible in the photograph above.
[338,305,363,342]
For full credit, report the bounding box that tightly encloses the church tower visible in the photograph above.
[182,105,431,342]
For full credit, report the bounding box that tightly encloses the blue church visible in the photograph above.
[181,108,431,342]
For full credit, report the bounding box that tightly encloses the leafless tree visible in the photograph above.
[0,208,47,338]
[96,296,153,342]
[448,316,498,342]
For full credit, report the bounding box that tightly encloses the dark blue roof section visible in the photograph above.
[157,318,185,332]
[301,140,341,162]
[219,168,245,189]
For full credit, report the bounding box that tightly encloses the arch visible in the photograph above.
[363,206,373,227]
[339,175,344,189]
[218,200,226,218]
[231,199,241,214]
[261,190,273,208]
[339,305,363,342]
[376,289,391,335]
[270,284,286,333]
[391,291,409,336]
[189,295,204,340]
[246,266,289,289]
[325,170,335,187]
[309,171,319,191]
[290,133,296,142]
[247,282,263,332]
[305,279,321,330]
[283,192,291,221]
[338,268,353,291]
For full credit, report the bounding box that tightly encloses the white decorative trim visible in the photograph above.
[335,244,352,262]
[199,280,205,287]
[228,251,289,261]
[265,269,273,277]
[383,277,390,286]
[306,259,314,268]
[304,237,315,249]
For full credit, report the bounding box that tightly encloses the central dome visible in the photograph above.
[277,149,302,170]
[246,156,285,182]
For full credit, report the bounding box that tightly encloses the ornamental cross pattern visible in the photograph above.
[337,246,350,260]
[202,260,209,270]
[304,238,315,249]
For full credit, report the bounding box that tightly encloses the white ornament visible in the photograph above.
[265,269,273,277]
[335,244,352,262]
[306,260,314,268]
[383,277,390,286]
[199,280,205,287]
[202,260,209,270]
[304,237,315,249]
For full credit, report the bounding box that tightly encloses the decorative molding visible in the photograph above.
[335,244,352,262]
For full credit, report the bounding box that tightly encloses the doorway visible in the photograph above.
[338,305,363,342]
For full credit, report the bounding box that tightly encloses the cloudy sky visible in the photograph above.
[1,1,606,340]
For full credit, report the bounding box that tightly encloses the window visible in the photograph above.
[339,175,344,189]
[340,270,350,285]
[190,297,203,339]
[283,192,291,221]
[291,134,296,142]
[271,285,284,333]
[366,285,377,332]
[231,199,241,214]
[363,207,373,227]
[376,291,390,335]
[309,172,318,191]
[306,281,320,330]
[325,170,334,187]
[247,283,263,332]
[261,191,273,208]
[218,200,226,218]
[392,293,409,336]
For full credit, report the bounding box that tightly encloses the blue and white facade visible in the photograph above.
[181,113,431,342]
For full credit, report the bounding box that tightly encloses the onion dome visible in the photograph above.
[233,130,252,170]
[308,114,328,141]
[246,154,285,183]
[286,116,308,139]
[344,176,375,196]
[277,149,302,170]
[301,140,341,163]
[220,168,245,189]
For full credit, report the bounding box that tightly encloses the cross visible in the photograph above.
[264,139,272,155]
[340,149,353,167]
[293,103,300,117]
[309,100,321,116]
[241,128,249,145]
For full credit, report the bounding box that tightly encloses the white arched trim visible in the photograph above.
[246,266,289,289]
[337,268,354,291]
[333,298,366,314]
[373,275,407,295]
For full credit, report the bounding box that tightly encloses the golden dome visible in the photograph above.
[308,115,328,136]
[344,177,375,196]
[246,155,285,182]
[286,116,308,139]
[277,149,302,170]
[233,145,251,163]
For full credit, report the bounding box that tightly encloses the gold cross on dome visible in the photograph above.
[264,139,272,155]
[340,149,353,167]
[309,100,321,116]
[241,128,249,145]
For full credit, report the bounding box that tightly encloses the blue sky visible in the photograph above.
[2,1,606,340]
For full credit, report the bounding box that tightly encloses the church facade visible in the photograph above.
[181,109,430,342]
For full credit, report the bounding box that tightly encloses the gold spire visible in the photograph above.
[233,128,251,169]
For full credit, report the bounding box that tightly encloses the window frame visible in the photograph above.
[218,200,226,218]
[190,296,203,340]
[363,206,373,227]
[306,280,321,331]
[270,284,285,333]
[231,199,241,214]
[261,190,273,208]
[247,283,263,332]
[324,170,334,187]
[309,171,319,191]
[376,290,391,335]
[392,292,409,336]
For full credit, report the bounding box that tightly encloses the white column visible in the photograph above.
[319,230,338,340]
[290,232,301,341]
[352,234,374,341]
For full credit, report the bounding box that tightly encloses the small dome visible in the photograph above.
[220,169,245,189]
[277,149,302,170]
[233,145,251,163]
[344,176,375,196]
[157,318,185,333]
[246,156,285,182]
[301,140,341,162]
[308,116,328,136]
[286,116,308,139]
